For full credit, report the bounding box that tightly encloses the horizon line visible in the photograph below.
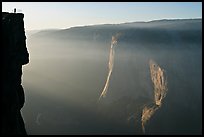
[25,17,202,31]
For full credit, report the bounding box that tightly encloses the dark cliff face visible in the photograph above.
[2,12,29,135]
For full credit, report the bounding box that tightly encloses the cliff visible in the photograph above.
[2,12,29,135]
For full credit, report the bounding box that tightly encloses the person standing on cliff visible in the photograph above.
[2,12,29,135]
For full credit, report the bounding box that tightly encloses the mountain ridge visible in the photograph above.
[27,18,202,50]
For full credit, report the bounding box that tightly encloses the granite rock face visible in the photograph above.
[2,12,29,135]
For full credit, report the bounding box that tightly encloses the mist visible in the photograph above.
[22,19,202,135]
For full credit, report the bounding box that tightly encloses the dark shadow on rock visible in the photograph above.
[1,12,29,135]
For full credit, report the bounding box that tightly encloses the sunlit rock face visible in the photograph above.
[149,60,167,106]
[2,12,29,135]
[99,33,122,100]
[141,60,167,133]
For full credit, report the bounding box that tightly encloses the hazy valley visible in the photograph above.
[22,19,202,135]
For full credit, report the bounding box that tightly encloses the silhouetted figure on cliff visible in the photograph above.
[2,12,29,135]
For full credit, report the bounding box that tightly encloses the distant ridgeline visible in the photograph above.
[2,12,29,135]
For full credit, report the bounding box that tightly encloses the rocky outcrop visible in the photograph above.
[2,12,29,135]
[141,60,168,133]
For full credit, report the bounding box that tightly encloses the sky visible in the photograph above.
[2,2,202,30]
